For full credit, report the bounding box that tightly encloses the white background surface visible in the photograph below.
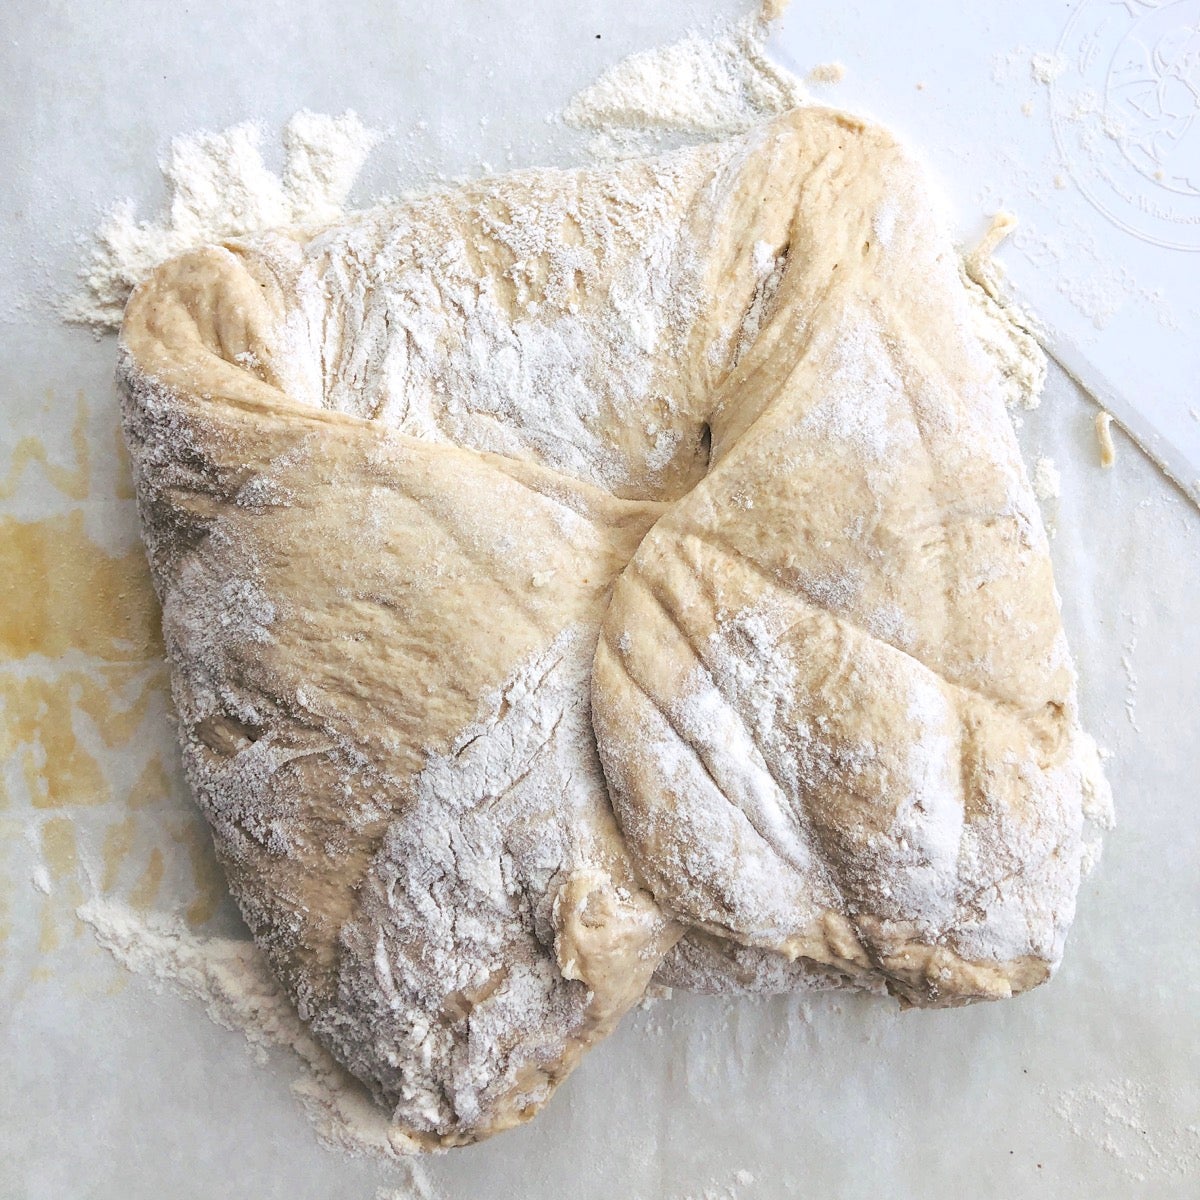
[1,2,1197,1197]
[775,0,1200,502]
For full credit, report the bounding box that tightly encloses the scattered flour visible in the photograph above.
[673,1165,760,1200]
[991,46,1064,87]
[988,46,1182,339]
[1052,1077,1200,1182]
[1030,52,1066,86]
[76,897,422,1163]
[562,18,806,147]
[1121,635,1141,733]
[67,111,380,331]
[1007,225,1180,334]
[1077,732,1115,878]
[373,1162,442,1200]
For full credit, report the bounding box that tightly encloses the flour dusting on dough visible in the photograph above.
[324,630,670,1137]
[275,152,713,497]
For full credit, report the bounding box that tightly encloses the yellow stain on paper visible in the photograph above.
[128,757,173,809]
[101,815,137,892]
[172,819,225,928]
[2,394,224,973]
[129,847,165,910]
[0,509,160,663]
[0,392,91,502]
[37,817,84,952]
[0,508,163,814]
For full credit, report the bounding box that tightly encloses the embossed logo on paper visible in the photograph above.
[1052,0,1200,250]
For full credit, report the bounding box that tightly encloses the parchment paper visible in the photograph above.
[1,3,1196,1197]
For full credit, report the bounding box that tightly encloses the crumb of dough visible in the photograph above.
[758,0,792,22]
[1095,412,1116,468]
[972,211,1019,261]
[807,62,847,85]
[961,212,1047,411]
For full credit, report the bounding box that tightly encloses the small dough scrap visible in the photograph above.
[1096,411,1117,468]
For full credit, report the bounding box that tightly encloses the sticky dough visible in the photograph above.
[117,107,1105,1146]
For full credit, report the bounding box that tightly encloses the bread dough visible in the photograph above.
[590,114,1096,1005]
[118,107,1103,1145]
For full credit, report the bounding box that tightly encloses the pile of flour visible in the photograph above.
[562,16,806,148]
[67,110,380,331]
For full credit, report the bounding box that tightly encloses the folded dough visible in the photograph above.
[117,107,1103,1145]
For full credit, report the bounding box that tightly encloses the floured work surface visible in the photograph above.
[117,106,1107,1146]
[2,0,1197,1195]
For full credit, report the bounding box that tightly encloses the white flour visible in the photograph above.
[991,46,1066,88]
[67,111,379,331]
[374,1167,443,1200]
[1122,635,1141,733]
[1029,52,1066,86]
[1052,1077,1200,1182]
[1033,455,1061,501]
[562,17,806,151]
[988,46,1182,337]
[76,897,423,1163]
